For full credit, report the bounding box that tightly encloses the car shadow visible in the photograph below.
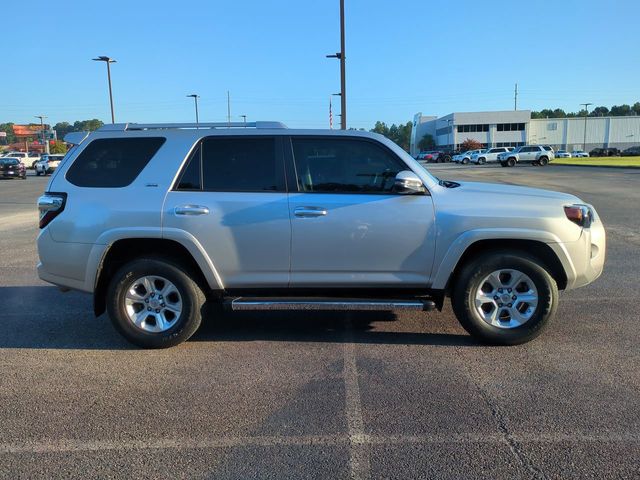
[0,286,477,349]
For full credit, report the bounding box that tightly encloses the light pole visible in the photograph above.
[92,56,116,123]
[240,115,247,127]
[35,115,49,155]
[447,119,453,150]
[187,94,200,125]
[326,0,346,130]
[580,103,592,151]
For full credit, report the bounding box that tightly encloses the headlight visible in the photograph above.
[564,205,593,228]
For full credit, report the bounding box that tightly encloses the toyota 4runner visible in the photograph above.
[37,122,605,348]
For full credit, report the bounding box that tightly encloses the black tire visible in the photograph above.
[451,251,558,345]
[507,158,516,167]
[462,158,469,165]
[478,157,486,165]
[36,170,41,176]
[106,257,206,348]
[538,156,549,166]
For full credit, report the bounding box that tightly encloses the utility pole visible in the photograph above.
[514,83,518,111]
[580,103,592,151]
[186,94,200,126]
[227,91,231,126]
[35,115,49,155]
[92,56,117,123]
[326,0,346,129]
[240,115,247,127]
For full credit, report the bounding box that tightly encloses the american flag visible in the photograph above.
[329,96,333,129]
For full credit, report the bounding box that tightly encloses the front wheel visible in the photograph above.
[462,158,469,165]
[106,257,206,348]
[538,157,549,166]
[507,158,516,167]
[451,251,558,345]
[478,157,486,165]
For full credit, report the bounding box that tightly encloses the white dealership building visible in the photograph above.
[409,110,640,156]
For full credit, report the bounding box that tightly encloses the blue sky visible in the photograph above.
[1,0,638,129]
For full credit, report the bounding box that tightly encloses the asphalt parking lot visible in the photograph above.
[1,165,639,479]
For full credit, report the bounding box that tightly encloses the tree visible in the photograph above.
[610,104,631,116]
[72,119,104,132]
[370,120,412,152]
[590,106,609,117]
[460,138,482,152]
[418,134,435,151]
[53,122,73,138]
[0,123,16,144]
[49,141,68,154]
[633,102,640,116]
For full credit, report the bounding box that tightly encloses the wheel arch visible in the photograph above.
[432,235,569,295]
[93,237,221,317]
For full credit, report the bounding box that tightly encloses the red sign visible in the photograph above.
[12,124,49,137]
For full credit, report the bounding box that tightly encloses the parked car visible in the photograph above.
[621,146,640,157]
[37,122,606,348]
[452,149,483,164]
[571,150,589,158]
[0,157,27,179]
[0,151,39,167]
[470,147,510,165]
[497,145,554,167]
[590,147,620,157]
[35,154,64,176]
[556,150,571,158]
[416,150,443,163]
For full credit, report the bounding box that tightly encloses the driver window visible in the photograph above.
[291,138,405,193]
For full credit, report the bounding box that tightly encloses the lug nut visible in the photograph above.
[145,299,149,303]
[155,309,160,313]
[512,295,517,300]
[507,303,512,308]
[150,293,155,298]
[507,288,512,293]
[498,288,503,293]
[158,295,163,299]
[147,307,151,311]
[493,295,499,300]
[498,303,503,307]
[161,303,165,307]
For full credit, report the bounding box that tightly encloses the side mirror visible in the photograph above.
[394,170,426,195]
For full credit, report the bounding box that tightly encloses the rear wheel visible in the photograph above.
[451,251,558,345]
[106,257,206,348]
[538,156,549,166]
[462,158,469,165]
[478,157,486,165]
[507,158,516,167]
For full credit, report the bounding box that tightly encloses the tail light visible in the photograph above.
[38,192,67,229]
[564,205,592,228]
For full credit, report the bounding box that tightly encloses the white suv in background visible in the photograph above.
[452,149,483,164]
[498,145,555,167]
[470,147,510,165]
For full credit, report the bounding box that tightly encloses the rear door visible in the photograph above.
[286,136,436,287]
[163,136,291,288]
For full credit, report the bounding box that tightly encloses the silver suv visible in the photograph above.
[498,145,555,167]
[37,122,605,348]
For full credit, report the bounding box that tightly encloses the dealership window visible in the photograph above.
[547,122,558,131]
[497,123,525,132]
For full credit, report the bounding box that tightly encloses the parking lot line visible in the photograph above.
[343,316,370,480]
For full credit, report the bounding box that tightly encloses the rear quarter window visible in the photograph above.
[66,137,166,188]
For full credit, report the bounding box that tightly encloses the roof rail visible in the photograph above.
[97,121,288,132]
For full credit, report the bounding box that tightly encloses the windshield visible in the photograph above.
[0,159,19,166]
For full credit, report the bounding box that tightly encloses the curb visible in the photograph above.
[550,163,640,170]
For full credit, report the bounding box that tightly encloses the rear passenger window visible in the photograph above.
[66,137,165,188]
[201,137,282,192]
[291,138,405,193]
[176,145,202,190]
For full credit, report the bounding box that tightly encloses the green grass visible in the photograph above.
[553,156,640,167]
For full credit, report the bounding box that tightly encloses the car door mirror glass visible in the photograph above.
[394,170,426,195]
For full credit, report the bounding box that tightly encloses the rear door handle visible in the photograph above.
[294,206,328,218]
[174,205,210,216]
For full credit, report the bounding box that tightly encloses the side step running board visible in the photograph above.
[228,297,436,312]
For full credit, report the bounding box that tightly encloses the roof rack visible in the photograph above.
[98,121,288,132]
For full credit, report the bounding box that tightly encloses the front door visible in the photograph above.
[163,136,291,288]
[287,136,436,287]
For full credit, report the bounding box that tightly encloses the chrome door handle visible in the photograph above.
[294,206,328,218]
[174,205,210,216]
